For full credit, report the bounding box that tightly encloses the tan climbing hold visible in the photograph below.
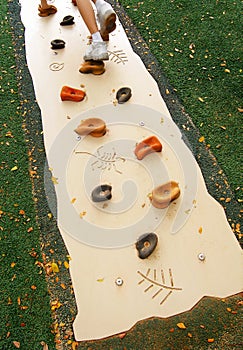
[151,181,180,209]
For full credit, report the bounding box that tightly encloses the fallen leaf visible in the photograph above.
[208,338,214,343]
[198,226,203,234]
[51,262,59,273]
[40,341,49,350]
[64,261,69,269]
[118,332,127,339]
[13,341,20,348]
[198,136,205,142]
[11,166,18,171]
[177,322,186,329]
[198,97,204,102]
[51,176,58,185]
[72,341,79,350]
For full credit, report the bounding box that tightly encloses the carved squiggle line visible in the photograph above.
[137,271,182,291]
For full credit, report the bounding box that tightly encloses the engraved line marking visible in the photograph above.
[152,288,163,299]
[146,268,151,277]
[160,291,173,305]
[154,269,157,281]
[161,269,165,284]
[169,268,174,287]
[144,284,154,293]
[137,271,182,291]
[138,279,145,285]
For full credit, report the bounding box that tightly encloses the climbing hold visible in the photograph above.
[51,39,66,50]
[136,233,158,259]
[38,4,57,17]
[60,15,75,26]
[60,86,86,102]
[74,118,106,137]
[116,87,132,104]
[151,181,180,209]
[91,184,112,202]
[79,60,105,75]
[134,135,162,160]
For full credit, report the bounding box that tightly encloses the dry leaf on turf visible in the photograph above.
[177,322,186,329]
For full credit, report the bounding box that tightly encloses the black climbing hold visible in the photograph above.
[51,39,66,50]
[60,15,75,26]
[91,184,112,202]
[136,233,158,259]
[116,87,132,104]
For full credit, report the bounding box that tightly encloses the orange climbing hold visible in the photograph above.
[134,135,162,160]
[60,86,86,102]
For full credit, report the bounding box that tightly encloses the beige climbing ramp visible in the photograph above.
[20,0,243,341]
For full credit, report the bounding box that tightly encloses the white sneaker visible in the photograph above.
[83,41,109,61]
[96,2,116,41]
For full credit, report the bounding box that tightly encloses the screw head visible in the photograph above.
[115,278,123,286]
[198,253,206,261]
[76,135,81,141]
[139,121,145,126]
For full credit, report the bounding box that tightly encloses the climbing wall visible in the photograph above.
[20,0,242,341]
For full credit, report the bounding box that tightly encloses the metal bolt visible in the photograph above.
[198,253,206,261]
[76,135,81,141]
[115,277,123,286]
[139,121,145,126]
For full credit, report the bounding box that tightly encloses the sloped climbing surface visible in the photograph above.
[20,0,242,341]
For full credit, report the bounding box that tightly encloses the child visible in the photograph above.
[38,0,116,61]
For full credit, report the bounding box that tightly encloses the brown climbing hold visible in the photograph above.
[79,60,105,75]
[151,181,180,209]
[60,86,86,102]
[74,118,106,137]
[134,136,162,160]
[38,5,57,17]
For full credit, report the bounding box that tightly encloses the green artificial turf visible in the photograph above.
[0,1,55,348]
[119,0,243,201]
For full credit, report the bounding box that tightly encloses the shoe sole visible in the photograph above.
[100,10,116,41]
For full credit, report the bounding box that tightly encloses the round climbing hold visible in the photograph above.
[51,39,65,50]
[116,87,132,104]
[60,15,75,26]
[136,233,158,259]
[91,184,112,202]
[151,181,180,209]
[74,117,106,137]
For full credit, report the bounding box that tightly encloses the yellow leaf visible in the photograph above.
[198,227,203,234]
[97,278,104,282]
[177,322,186,329]
[198,136,205,143]
[64,261,69,269]
[51,262,59,273]
[71,198,76,204]
[51,176,58,185]
[11,262,16,268]
[11,166,18,171]
[198,97,204,102]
